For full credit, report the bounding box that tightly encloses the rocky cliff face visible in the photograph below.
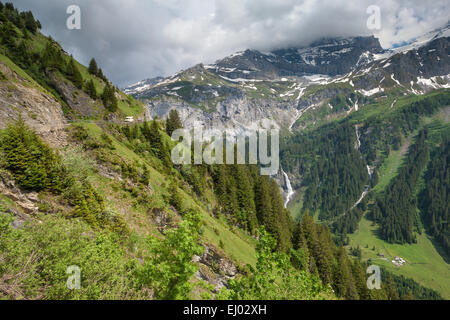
[48,71,102,119]
[0,62,68,148]
[147,94,299,134]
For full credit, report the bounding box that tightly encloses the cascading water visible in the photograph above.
[355,126,362,149]
[282,170,295,208]
[352,127,372,208]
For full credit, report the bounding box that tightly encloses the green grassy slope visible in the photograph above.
[72,122,257,267]
[348,216,450,299]
[348,110,450,298]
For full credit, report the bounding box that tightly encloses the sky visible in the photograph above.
[10,0,450,87]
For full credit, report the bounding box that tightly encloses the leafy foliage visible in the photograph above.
[0,213,139,300]
[225,228,333,300]
[135,210,204,300]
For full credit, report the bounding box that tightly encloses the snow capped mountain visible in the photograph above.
[366,22,450,64]
[123,77,164,95]
[125,36,384,95]
[391,22,450,55]
[207,36,383,81]
[124,24,450,135]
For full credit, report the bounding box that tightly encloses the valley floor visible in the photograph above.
[348,216,450,299]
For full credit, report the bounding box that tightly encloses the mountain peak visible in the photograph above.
[210,35,383,80]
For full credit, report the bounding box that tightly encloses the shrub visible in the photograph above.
[0,119,64,192]
[0,213,140,300]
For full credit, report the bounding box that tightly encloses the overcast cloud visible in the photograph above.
[10,0,450,87]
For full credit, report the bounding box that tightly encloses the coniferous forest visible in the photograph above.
[420,138,450,255]
[370,130,429,244]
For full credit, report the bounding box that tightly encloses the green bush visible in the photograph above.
[0,213,141,300]
[223,228,333,300]
[135,210,203,300]
[0,119,64,192]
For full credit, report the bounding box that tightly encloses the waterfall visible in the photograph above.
[355,126,362,150]
[352,127,373,209]
[352,186,370,209]
[282,170,295,208]
[367,165,372,179]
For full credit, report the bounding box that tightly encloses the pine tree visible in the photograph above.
[268,179,292,252]
[351,259,370,300]
[232,165,257,232]
[223,169,239,217]
[15,41,31,67]
[22,11,38,34]
[85,79,97,99]
[142,121,171,166]
[314,225,334,285]
[384,276,399,300]
[212,165,227,205]
[334,247,359,300]
[169,181,185,214]
[101,83,118,112]
[88,58,98,75]
[66,57,83,89]
[0,21,17,49]
[300,211,318,253]
[41,42,64,71]
[254,176,273,231]
[97,68,107,82]
[141,165,150,186]
[0,119,63,191]
[166,109,183,137]
[402,291,416,300]
[292,224,311,271]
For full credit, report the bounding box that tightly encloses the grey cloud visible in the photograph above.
[10,0,450,87]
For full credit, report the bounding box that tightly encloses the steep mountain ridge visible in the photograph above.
[212,36,383,80]
[125,25,450,136]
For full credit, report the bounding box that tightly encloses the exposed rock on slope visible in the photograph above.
[0,170,38,217]
[48,71,102,119]
[0,62,67,147]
